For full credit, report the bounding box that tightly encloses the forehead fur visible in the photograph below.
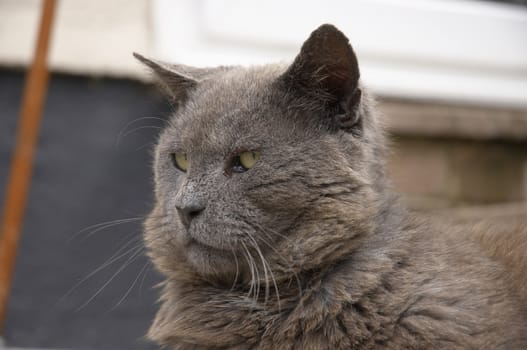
[160,63,315,155]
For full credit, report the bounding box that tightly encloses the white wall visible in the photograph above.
[152,0,527,108]
[0,0,150,79]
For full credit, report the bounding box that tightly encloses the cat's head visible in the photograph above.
[138,24,387,286]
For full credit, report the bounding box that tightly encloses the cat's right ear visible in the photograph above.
[279,24,362,133]
[133,53,198,106]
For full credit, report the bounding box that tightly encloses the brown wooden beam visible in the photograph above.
[0,0,57,334]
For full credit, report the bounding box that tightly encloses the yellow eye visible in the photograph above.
[171,152,189,172]
[235,151,260,172]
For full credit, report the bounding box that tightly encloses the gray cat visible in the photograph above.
[135,24,527,349]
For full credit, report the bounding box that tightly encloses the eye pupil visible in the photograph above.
[232,156,247,173]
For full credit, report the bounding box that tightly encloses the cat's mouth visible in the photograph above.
[185,222,235,252]
[185,236,243,279]
[187,236,227,253]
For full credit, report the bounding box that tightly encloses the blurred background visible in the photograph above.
[0,0,526,349]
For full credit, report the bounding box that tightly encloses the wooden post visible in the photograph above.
[0,0,57,333]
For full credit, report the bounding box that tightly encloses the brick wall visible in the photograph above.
[380,98,527,209]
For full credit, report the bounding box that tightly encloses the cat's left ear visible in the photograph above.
[281,24,362,132]
[134,53,228,106]
[133,53,197,106]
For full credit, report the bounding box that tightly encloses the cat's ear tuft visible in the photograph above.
[281,24,362,131]
[133,52,198,105]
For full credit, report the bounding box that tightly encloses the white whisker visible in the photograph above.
[246,234,270,304]
[69,217,143,242]
[229,246,240,291]
[109,260,150,311]
[58,236,143,304]
[115,116,169,149]
[138,262,152,296]
[76,245,144,311]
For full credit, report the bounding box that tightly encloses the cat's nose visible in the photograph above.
[176,204,204,229]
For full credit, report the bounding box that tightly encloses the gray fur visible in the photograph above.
[138,24,527,349]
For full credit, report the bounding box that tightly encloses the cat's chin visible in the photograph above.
[185,239,240,280]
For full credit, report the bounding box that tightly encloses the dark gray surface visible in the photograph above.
[0,70,167,350]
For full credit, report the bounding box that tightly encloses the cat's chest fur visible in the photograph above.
[148,224,527,350]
